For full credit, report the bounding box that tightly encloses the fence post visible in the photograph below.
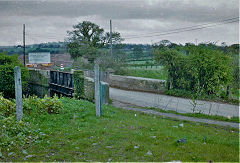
[94,64,101,117]
[14,66,23,121]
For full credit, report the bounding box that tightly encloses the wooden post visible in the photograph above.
[94,64,101,117]
[14,66,23,121]
[110,20,113,57]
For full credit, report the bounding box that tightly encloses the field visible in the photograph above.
[116,67,168,80]
[1,97,239,162]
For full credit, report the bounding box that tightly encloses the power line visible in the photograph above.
[124,19,238,39]
[123,17,239,38]
[123,17,239,40]
[26,34,66,40]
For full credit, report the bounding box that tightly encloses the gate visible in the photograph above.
[49,71,74,97]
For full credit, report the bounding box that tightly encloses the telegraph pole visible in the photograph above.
[195,38,198,45]
[110,20,113,57]
[23,24,26,66]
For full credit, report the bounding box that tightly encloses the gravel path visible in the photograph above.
[110,87,239,117]
[112,100,239,129]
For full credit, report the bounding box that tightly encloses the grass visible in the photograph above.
[165,89,240,105]
[146,107,240,123]
[128,65,163,70]
[116,68,167,80]
[1,97,239,162]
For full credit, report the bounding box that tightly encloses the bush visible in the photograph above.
[23,95,63,114]
[96,52,127,72]
[0,53,29,99]
[0,94,16,118]
[73,70,85,99]
[72,57,94,70]
[0,116,39,149]
[154,47,233,96]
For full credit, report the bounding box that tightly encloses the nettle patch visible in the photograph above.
[0,116,41,150]
[23,95,63,115]
[0,95,63,155]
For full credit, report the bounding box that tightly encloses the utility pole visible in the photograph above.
[23,24,26,66]
[110,20,113,57]
[195,38,198,45]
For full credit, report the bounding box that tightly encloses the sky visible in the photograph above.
[0,0,239,46]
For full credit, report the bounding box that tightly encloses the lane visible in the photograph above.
[110,87,239,117]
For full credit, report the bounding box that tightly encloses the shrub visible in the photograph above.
[23,95,63,114]
[0,116,40,149]
[154,47,233,96]
[0,94,16,118]
[73,70,85,99]
[72,57,94,70]
[0,53,29,99]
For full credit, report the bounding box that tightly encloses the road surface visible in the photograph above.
[110,87,239,117]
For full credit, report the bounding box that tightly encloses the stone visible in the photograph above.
[177,138,187,144]
[8,152,14,156]
[134,146,139,149]
[146,150,152,156]
[179,123,184,127]
[22,150,28,155]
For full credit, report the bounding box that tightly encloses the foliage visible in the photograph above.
[28,70,49,87]
[0,95,63,153]
[72,57,94,70]
[23,95,63,114]
[154,47,233,96]
[96,51,127,72]
[0,53,29,99]
[0,116,40,151]
[67,21,123,61]
[0,97,238,161]
[0,42,67,55]
[0,94,16,118]
[133,46,144,59]
[73,70,85,99]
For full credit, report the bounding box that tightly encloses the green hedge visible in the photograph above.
[73,70,85,99]
[0,53,29,99]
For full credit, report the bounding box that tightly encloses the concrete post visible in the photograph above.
[94,64,101,117]
[14,66,23,121]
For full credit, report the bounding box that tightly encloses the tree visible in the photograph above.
[67,21,123,62]
[133,46,144,59]
[154,47,232,96]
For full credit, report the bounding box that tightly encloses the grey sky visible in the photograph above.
[0,0,239,46]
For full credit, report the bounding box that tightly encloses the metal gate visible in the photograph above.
[49,71,74,97]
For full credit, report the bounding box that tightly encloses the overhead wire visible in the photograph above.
[123,17,239,40]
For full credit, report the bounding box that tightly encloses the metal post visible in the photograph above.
[14,66,23,121]
[94,64,101,116]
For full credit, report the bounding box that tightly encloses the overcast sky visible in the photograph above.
[0,0,239,46]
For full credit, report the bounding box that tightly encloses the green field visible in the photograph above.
[126,60,155,65]
[116,68,167,80]
[1,97,239,162]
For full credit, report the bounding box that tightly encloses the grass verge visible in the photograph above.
[0,97,239,162]
[146,107,239,123]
